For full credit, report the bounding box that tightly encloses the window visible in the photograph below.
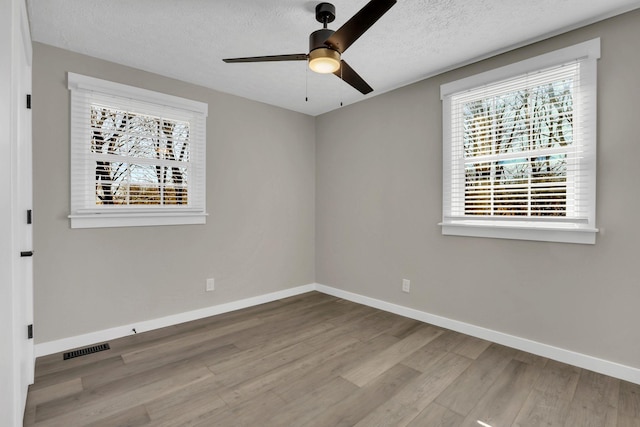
[440,39,600,244]
[68,73,208,228]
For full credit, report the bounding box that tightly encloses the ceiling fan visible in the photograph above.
[222,0,397,95]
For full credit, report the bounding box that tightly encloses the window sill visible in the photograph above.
[69,211,208,229]
[440,220,598,244]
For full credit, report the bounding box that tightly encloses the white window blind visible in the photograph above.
[440,39,599,244]
[68,73,208,228]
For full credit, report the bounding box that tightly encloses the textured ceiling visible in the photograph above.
[28,0,640,116]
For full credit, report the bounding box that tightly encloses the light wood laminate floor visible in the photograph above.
[24,292,640,426]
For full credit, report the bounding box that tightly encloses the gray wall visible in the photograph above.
[316,10,640,369]
[33,43,315,343]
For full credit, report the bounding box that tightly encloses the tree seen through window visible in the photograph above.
[462,79,573,216]
[90,106,190,206]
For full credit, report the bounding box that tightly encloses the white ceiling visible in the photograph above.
[28,0,640,116]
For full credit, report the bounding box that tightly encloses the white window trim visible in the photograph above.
[68,73,208,228]
[440,39,600,244]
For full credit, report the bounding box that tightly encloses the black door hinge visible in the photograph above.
[27,209,32,225]
[26,94,31,109]
[28,324,33,339]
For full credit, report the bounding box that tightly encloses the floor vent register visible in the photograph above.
[63,343,111,360]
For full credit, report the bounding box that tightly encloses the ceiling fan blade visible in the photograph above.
[334,60,373,95]
[324,0,396,54]
[223,54,308,63]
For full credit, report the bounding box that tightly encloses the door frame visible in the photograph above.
[0,0,34,424]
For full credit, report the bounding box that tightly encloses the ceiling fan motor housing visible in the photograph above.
[308,28,341,74]
[309,28,336,52]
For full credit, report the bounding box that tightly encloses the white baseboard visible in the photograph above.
[315,283,640,385]
[35,282,640,385]
[34,284,315,357]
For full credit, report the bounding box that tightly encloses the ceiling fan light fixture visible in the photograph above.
[309,48,341,74]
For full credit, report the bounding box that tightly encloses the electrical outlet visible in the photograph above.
[402,279,410,293]
[206,278,215,292]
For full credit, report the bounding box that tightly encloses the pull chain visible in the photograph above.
[305,63,309,102]
[340,65,343,107]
